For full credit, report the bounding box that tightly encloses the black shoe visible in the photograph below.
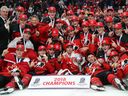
[0,87,14,95]
[91,85,105,91]
[114,78,126,91]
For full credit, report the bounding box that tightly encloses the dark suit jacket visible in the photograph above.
[0,16,9,54]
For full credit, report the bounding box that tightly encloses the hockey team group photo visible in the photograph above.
[0,0,128,95]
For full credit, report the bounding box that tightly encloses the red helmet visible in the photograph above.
[96,22,104,27]
[105,16,113,22]
[82,21,89,27]
[82,5,89,9]
[80,10,84,14]
[54,43,61,51]
[120,13,123,17]
[16,6,25,12]
[16,44,24,51]
[79,14,85,19]
[67,10,74,15]
[66,26,74,32]
[24,28,31,34]
[110,51,118,57]
[71,15,79,21]
[56,18,63,23]
[114,23,122,29]
[56,19,65,24]
[102,38,111,45]
[19,14,27,20]
[47,44,54,50]
[67,5,73,10]
[48,6,56,12]
[56,19,68,26]
[122,11,128,17]
[65,42,73,48]
[51,28,59,37]
[38,45,46,51]
[89,19,97,26]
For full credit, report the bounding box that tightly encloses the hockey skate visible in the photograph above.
[0,87,15,95]
[122,75,128,88]
[91,85,105,91]
[114,78,126,91]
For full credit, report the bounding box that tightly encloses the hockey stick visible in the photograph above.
[7,65,24,90]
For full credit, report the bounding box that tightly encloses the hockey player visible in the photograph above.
[14,6,25,21]
[28,45,58,75]
[80,21,92,47]
[46,44,61,73]
[0,44,32,94]
[121,54,128,87]
[66,26,82,50]
[28,15,44,50]
[101,37,114,62]
[109,50,128,82]
[120,11,128,29]
[104,16,114,37]
[63,10,74,25]
[61,42,85,74]
[8,6,25,24]
[88,19,97,34]
[8,28,37,60]
[55,18,68,37]
[70,15,81,33]
[47,6,57,28]
[10,14,30,39]
[112,23,128,52]
[84,53,126,91]
[47,28,64,45]
[95,22,109,46]
[79,21,93,56]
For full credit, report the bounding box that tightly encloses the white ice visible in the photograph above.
[4,85,127,96]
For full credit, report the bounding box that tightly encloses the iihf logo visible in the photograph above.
[79,78,85,84]
[31,78,40,87]
[77,77,87,86]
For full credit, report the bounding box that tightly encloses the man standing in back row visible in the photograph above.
[0,6,10,55]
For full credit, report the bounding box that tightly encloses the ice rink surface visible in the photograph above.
[3,85,127,96]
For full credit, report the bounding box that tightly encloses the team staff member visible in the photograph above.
[0,6,10,55]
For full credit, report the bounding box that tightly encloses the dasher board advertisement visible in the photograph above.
[28,75,91,89]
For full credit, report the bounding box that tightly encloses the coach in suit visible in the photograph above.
[0,6,10,55]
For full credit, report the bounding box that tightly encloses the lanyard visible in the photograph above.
[84,33,88,45]
[69,36,75,43]
[19,25,23,37]
[52,18,55,28]
[117,34,122,46]
[59,30,63,36]
[23,38,27,51]
[104,53,108,62]
[49,16,55,28]
[16,57,22,63]
[98,33,104,44]
[88,63,93,69]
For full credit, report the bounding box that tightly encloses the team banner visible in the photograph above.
[28,75,91,89]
